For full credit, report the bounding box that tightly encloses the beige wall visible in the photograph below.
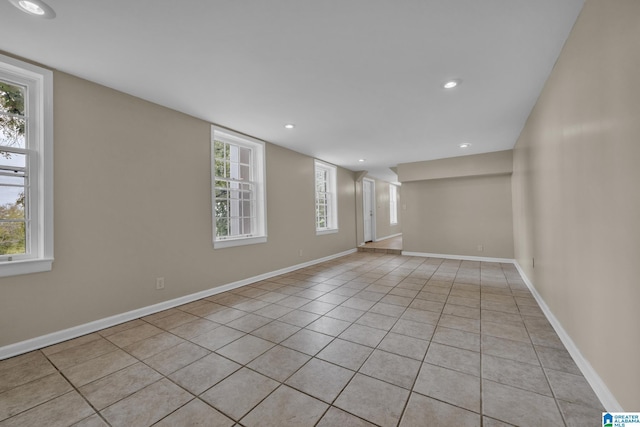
[511,0,639,409]
[402,174,514,258]
[354,175,402,245]
[398,150,513,182]
[0,69,357,348]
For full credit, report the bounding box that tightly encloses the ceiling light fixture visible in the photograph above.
[284,123,295,129]
[459,143,471,148]
[443,79,462,89]
[9,0,56,18]
[358,159,366,163]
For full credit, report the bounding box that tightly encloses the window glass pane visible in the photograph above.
[0,81,25,116]
[0,116,26,148]
[0,185,25,219]
[0,221,26,255]
[242,217,252,234]
[239,164,250,181]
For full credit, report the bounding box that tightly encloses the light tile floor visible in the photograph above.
[0,253,605,426]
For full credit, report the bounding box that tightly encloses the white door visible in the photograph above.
[363,179,374,242]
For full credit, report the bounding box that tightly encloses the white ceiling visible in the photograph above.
[0,0,584,183]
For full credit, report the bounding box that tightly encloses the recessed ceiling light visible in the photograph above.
[358,159,366,163]
[284,123,295,129]
[459,143,471,148]
[9,0,56,18]
[443,79,462,89]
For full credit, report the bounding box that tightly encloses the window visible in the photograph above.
[0,54,53,277]
[389,184,398,225]
[211,126,266,248]
[315,160,338,234]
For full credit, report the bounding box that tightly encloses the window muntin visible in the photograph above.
[0,54,53,276]
[390,184,398,225]
[212,127,266,248]
[315,160,338,234]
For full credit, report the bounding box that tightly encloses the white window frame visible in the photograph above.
[0,54,53,277]
[390,184,398,225]
[314,160,338,235]
[211,126,266,249]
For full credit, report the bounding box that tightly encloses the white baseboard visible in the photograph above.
[374,233,402,242]
[513,261,623,412]
[0,248,357,360]
[401,251,514,264]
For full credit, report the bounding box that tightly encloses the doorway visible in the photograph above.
[363,178,375,243]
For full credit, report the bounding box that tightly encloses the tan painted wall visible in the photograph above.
[402,174,514,258]
[511,0,640,409]
[0,70,356,347]
[354,176,402,245]
[398,150,513,182]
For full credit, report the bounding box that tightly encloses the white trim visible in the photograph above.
[214,236,267,249]
[513,261,623,412]
[362,178,376,242]
[375,233,402,242]
[0,248,357,360]
[401,251,514,263]
[316,229,338,236]
[0,258,53,277]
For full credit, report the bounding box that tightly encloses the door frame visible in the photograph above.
[363,178,376,242]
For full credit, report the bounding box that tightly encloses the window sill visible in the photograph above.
[316,228,339,236]
[214,236,267,249]
[0,258,53,278]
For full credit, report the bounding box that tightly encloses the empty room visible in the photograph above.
[0,0,638,426]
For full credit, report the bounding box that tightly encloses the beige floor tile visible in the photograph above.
[169,318,220,339]
[250,321,300,343]
[316,407,376,427]
[205,308,248,324]
[278,309,321,327]
[47,338,118,370]
[78,362,162,410]
[400,392,481,427]
[369,302,406,317]
[356,312,398,331]
[305,316,351,336]
[546,369,604,409]
[341,297,376,311]
[400,308,441,325]
[535,345,582,375]
[339,324,386,348]
[189,325,245,351]
[481,335,538,365]
[482,379,563,426]
[255,291,288,303]
[447,296,480,308]
[432,326,480,352]
[62,349,137,387]
[286,358,354,403]
[0,373,72,421]
[481,309,523,325]
[442,303,480,319]
[154,398,234,427]
[180,301,226,317]
[100,379,192,427]
[360,349,421,389]
[316,293,349,305]
[98,319,146,337]
[144,341,210,375]
[41,333,102,356]
[232,299,271,313]
[241,385,328,427]
[71,413,110,427]
[146,311,199,330]
[0,352,56,393]
[391,319,435,341]
[104,323,163,348]
[414,363,480,412]
[247,345,310,382]
[377,332,429,361]
[0,391,94,427]
[425,342,480,376]
[482,416,516,427]
[277,295,311,308]
[557,399,604,427]
[200,368,279,420]
[215,334,274,365]
[334,374,409,427]
[122,332,184,360]
[481,320,530,343]
[410,299,445,313]
[438,314,480,333]
[281,329,334,355]
[253,303,294,319]
[226,313,272,333]
[299,300,337,316]
[482,354,551,396]
[169,353,240,395]
[325,306,366,322]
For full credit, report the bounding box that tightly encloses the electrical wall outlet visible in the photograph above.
[298,249,303,257]
[156,277,165,290]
